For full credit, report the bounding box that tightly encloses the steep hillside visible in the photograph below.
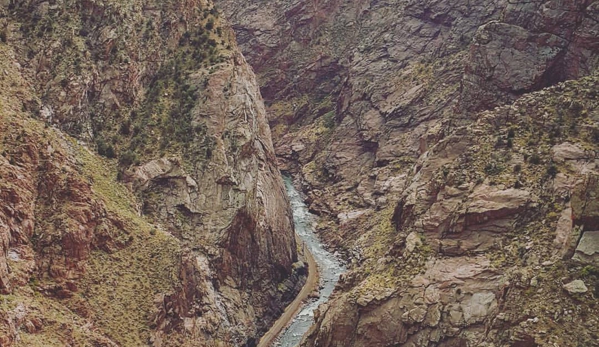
[217,0,599,346]
[0,0,302,346]
[303,74,599,347]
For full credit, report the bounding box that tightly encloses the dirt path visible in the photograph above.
[257,240,319,347]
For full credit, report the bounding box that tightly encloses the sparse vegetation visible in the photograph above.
[546,163,558,178]
[529,153,541,165]
[484,161,503,175]
[513,164,522,173]
[96,138,116,158]
[322,111,336,129]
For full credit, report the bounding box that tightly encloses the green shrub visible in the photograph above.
[580,265,599,277]
[513,164,522,173]
[529,153,541,165]
[592,128,599,143]
[569,101,584,117]
[322,111,335,129]
[484,162,503,176]
[119,119,131,135]
[119,151,138,166]
[105,145,116,159]
[179,31,191,45]
[546,164,558,178]
[206,19,215,31]
[96,138,116,159]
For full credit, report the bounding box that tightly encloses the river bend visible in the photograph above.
[272,176,346,347]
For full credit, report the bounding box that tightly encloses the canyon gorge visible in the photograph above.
[1,0,599,346]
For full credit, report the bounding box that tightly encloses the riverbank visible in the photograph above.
[257,176,345,347]
[257,236,319,347]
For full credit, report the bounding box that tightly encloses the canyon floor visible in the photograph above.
[258,236,318,347]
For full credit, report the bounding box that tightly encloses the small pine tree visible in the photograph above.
[546,164,558,178]
[206,19,215,31]
[529,153,541,165]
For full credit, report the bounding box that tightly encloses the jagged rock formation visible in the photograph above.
[218,0,599,346]
[461,0,599,111]
[301,76,599,347]
[0,0,301,346]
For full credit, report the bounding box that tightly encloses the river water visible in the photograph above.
[274,176,346,347]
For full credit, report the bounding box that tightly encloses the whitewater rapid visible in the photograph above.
[274,176,346,347]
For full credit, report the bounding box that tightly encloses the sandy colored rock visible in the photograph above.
[553,207,577,258]
[563,280,588,294]
[551,142,588,163]
[460,292,497,325]
[464,185,531,227]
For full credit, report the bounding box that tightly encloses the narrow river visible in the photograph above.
[274,176,346,347]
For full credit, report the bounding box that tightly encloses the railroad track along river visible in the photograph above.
[258,176,346,347]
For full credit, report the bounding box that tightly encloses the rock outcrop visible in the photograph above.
[461,0,599,111]
[573,231,599,265]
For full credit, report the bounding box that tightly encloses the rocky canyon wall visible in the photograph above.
[218,0,599,346]
[0,0,301,346]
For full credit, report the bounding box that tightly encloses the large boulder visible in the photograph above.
[462,185,532,228]
[573,231,599,265]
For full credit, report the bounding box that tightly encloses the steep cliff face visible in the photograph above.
[0,0,300,346]
[461,0,599,111]
[218,0,599,346]
[220,0,598,180]
[133,50,301,347]
[219,0,508,178]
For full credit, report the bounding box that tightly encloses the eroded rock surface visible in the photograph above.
[0,1,301,346]
[461,0,599,111]
[299,76,599,347]
[217,0,599,346]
